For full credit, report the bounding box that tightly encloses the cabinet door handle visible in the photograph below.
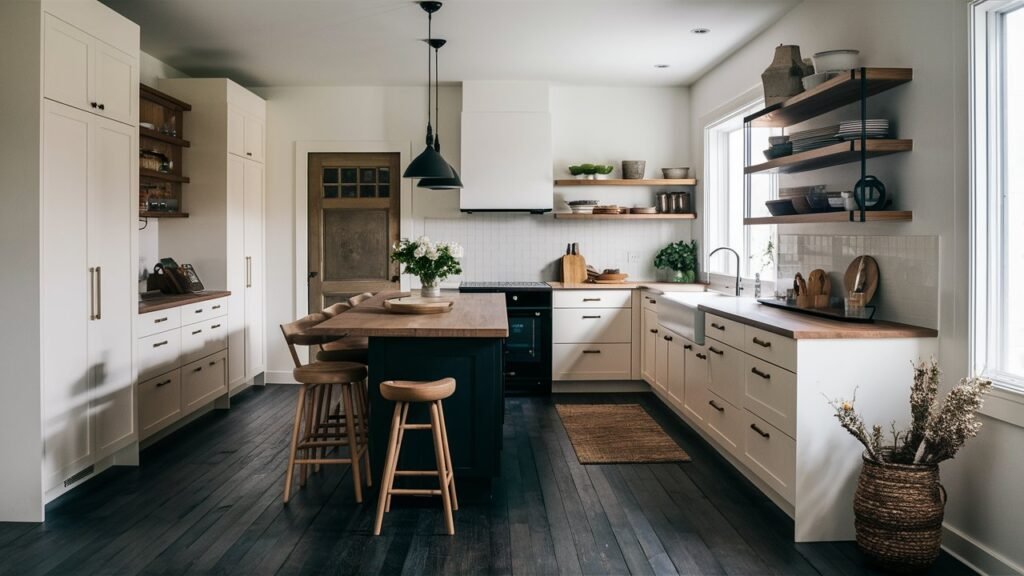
[193,366,203,373]
[89,267,96,320]
[211,324,221,329]
[650,299,657,304]
[709,400,725,412]
[711,322,725,331]
[582,315,601,319]
[209,360,217,366]
[195,308,203,314]
[684,344,692,350]
[582,297,601,302]
[192,329,202,335]
[154,317,168,324]
[696,353,707,360]
[95,266,101,320]
[212,305,222,310]
[90,102,98,108]
[156,379,172,387]
[708,346,724,355]
[663,335,673,342]
[246,256,252,287]
[582,350,601,354]
[649,328,659,334]
[750,423,771,439]
[246,152,252,157]
[97,103,105,110]
[752,337,772,348]
[153,340,169,348]
[751,367,771,380]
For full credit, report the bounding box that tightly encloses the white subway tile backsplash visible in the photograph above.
[777,234,938,329]
[422,214,693,283]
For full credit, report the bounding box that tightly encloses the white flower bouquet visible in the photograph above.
[391,237,463,296]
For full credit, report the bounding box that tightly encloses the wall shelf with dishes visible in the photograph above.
[553,178,698,187]
[743,66,914,225]
[139,84,192,219]
[553,213,697,220]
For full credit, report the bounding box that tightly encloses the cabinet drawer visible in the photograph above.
[641,291,659,313]
[181,350,227,416]
[703,391,743,457]
[552,343,631,381]
[743,410,796,504]
[181,317,229,365]
[138,370,182,440]
[553,290,631,309]
[181,297,228,325]
[137,307,181,338]
[743,325,797,372]
[138,330,182,381]
[553,308,631,344]
[705,314,745,349]
[743,356,796,438]
[706,341,744,407]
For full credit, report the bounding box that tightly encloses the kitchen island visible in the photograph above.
[305,291,508,480]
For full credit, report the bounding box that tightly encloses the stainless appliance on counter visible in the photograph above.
[459,281,552,395]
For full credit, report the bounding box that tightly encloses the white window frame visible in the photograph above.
[702,88,777,292]
[970,0,1024,425]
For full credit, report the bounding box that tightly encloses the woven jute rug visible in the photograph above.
[555,404,691,464]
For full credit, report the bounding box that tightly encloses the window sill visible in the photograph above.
[979,384,1024,429]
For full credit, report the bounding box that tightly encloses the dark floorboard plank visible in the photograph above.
[485,450,513,576]
[586,465,664,576]
[509,402,560,576]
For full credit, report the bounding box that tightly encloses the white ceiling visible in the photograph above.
[100,0,799,87]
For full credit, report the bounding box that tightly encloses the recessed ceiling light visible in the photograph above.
[654,64,670,69]
[691,27,711,34]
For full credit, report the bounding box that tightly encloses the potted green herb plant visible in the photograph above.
[654,240,697,282]
[568,163,614,180]
[828,360,991,572]
[390,237,464,298]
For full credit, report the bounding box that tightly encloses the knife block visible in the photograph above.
[561,254,587,284]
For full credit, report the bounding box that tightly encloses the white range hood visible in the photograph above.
[459,81,553,213]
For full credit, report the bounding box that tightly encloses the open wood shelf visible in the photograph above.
[744,68,913,128]
[744,211,912,225]
[554,213,696,220]
[140,211,189,219]
[140,127,190,148]
[140,169,190,183]
[554,178,697,187]
[745,139,912,174]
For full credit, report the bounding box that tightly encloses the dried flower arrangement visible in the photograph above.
[828,360,991,465]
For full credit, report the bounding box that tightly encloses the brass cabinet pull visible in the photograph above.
[153,341,169,348]
[711,322,725,331]
[709,400,725,412]
[708,346,724,355]
[751,423,771,439]
[751,367,771,380]
[156,379,172,387]
[752,336,772,348]
[582,315,601,319]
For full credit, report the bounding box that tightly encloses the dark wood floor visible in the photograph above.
[0,385,974,575]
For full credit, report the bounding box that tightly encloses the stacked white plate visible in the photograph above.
[568,200,598,214]
[789,124,842,153]
[838,119,890,140]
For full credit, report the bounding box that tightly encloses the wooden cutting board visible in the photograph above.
[844,255,879,303]
[562,254,587,284]
[383,296,454,315]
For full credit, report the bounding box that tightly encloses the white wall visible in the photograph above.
[257,84,692,382]
[689,1,1022,573]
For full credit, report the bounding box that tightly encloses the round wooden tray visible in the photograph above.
[843,255,879,303]
[383,296,454,315]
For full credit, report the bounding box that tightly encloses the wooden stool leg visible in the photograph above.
[300,385,316,487]
[283,384,308,503]
[357,379,372,487]
[430,402,456,536]
[341,383,363,503]
[385,402,409,513]
[436,400,458,511]
[373,402,403,536]
[313,383,327,473]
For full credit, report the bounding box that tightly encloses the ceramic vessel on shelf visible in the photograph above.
[621,160,646,179]
[761,44,814,106]
[812,49,859,73]
[661,167,690,179]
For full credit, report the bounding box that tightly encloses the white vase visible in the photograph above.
[420,280,441,298]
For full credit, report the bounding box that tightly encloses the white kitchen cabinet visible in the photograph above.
[42,13,137,126]
[157,78,267,393]
[552,343,632,381]
[641,308,658,385]
[654,325,669,393]
[552,289,633,381]
[682,343,709,424]
[666,332,686,406]
[553,308,631,344]
[41,97,137,493]
[706,338,744,408]
[553,289,631,309]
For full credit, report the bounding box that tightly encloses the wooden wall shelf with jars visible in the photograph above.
[139,84,192,218]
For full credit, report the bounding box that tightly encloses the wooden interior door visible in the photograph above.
[308,152,400,312]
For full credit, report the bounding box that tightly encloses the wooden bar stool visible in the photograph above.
[280,315,371,504]
[347,292,374,307]
[374,378,458,536]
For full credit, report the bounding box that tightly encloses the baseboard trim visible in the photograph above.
[552,380,651,393]
[941,522,1023,576]
[265,370,299,385]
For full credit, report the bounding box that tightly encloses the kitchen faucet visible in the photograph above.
[709,246,743,297]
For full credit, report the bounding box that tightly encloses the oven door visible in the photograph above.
[505,308,551,386]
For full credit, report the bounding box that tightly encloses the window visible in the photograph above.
[704,99,778,283]
[971,0,1024,397]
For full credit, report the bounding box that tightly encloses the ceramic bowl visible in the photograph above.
[812,49,859,73]
[766,199,798,216]
[661,167,690,179]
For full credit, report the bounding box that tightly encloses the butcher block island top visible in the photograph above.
[699,298,938,340]
[306,291,508,338]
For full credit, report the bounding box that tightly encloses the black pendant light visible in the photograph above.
[403,1,455,180]
[418,37,464,190]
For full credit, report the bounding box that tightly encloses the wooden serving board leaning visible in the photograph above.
[383,296,455,315]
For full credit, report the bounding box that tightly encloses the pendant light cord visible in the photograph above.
[434,43,441,152]
[426,12,433,143]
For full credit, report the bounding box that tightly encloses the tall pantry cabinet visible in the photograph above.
[156,79,266,393]
[0,0,139,521]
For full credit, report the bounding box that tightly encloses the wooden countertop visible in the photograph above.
[698,298,938,340]
[547,281,708,292]
[139,290,231,314]
[306,291,509,338]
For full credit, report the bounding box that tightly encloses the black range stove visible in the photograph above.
[459,281,552,395]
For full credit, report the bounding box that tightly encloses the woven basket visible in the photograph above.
[853,453,946,573]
